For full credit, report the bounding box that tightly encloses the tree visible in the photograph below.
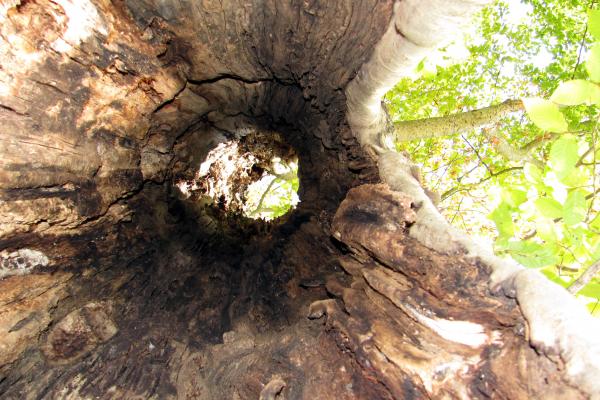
[0,0,599,399]
[385,0,600,316]
[244,158,299,220]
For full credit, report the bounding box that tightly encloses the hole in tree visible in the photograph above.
[175,129,299,221]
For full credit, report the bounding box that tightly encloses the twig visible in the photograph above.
[571,23,589,79]
[441,166,523,201]
[587,115,598,219]
[252,176,277,215]
[460,133,493,176]
[571,0,596,79]
[568,259,600,294]
[520,132,560,153]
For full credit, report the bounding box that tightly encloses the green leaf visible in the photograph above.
[502,188,527,208]
[589,10,600,40]
[563,190,587,226]
[506,241,560,269]
[549,135,579,180]
[586,43,600,82]
[534,197,563,219]
[524,163,543,184]
[488,202,514,237]
[591,212,600,231]
[523,98,568,132]
[579,282,600,299]
[550,80,600,105]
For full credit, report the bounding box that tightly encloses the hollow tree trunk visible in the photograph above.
[0,1,598,399]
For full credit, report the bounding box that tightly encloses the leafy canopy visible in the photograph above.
[385,0,600,316]
[244,158,299,220]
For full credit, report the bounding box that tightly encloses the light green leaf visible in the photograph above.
[561,167,590,188]
[550,80,600,105]
[534,197,563,219]
[589,10,600,40]
[415,58,426,74]
[590,238,600,260]
[587,301,600,317]
[549,135,579,180]
[579,282,600,299]
[523,98,568,132]
[488,202,514,237]
[506,241,560,269]
[541,266,570,288]
[586,43,600,82]
[536,218,558,242]
[591,212,600,231]
[502,188,527,208]
[563,190,587,226]
[524,163,543,184]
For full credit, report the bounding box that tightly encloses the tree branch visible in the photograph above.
[568,259,600,295]
[441,166,523,201]
[520,132,560,153]
[460,133,493,176]
[251,177,278,216]
[394,99,523,142]
[485,128,545,169]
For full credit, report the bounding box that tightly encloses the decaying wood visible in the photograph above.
[346,0,600,398]
[324,184,585,399]
[0,0,597,399]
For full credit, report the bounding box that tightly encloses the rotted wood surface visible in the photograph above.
[0,0,590,399]
[320,184,587,399]
[0,1,385,395]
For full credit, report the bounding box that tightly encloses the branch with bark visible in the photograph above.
[568,259,600,294]
[484,127,546,169]
[393,99,523,142]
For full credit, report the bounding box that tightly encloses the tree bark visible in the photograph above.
[568,259,600,294]
[0,1,598,399]
[394,99,523,142]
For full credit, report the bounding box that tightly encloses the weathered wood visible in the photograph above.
[326,184,585,399]
[0,0,597,399]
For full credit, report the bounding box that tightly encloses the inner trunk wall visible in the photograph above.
[0,0,392,398]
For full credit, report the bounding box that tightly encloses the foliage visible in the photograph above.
[244,158,299,220]
[385,0,600,315]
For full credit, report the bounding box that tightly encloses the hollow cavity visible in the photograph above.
[174,129,299,221]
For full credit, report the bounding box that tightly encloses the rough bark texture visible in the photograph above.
[394,99,523,142]
[0,0,597,399]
